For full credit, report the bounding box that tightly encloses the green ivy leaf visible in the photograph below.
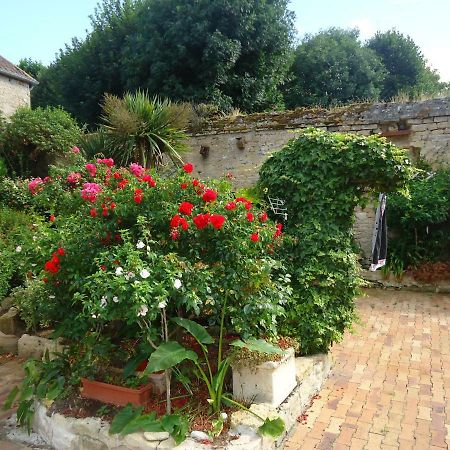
[258,417,285,438]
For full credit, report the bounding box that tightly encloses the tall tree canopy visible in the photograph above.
[32,0,295,126]
[284,28,386,109]
[367,30,443,100]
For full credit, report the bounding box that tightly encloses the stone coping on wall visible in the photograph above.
[2,354,333,450]
[362,270,450,293]
[189,98,450,135]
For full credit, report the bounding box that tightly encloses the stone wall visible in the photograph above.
[0,75,31,118]
[185,98,450,261]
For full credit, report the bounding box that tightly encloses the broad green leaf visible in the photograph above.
[172,317,214,345]
[2,386,19,410]
[144,341,198,374]
[121,413,163,435]
[161,414,189,445]
[109,404,144,434]
[230,338,284,355]
[258,417,285,438]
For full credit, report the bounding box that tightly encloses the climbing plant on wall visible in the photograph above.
[259,128,413,354]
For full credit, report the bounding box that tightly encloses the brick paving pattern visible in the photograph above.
[285,288,450,450]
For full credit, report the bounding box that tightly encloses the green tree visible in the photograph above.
[284,28,386,108]
[367,30,444,100]
[18,58,46,80]
[31,0,295,125]
[122,0,295,112]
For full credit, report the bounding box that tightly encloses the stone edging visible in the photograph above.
[362,270,450,293]
[27,354,332,450]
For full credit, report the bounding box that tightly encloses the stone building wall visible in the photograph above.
[185,98,450,261]
[0,75,31,118]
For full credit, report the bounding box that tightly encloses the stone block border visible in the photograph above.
[24,354,332,450]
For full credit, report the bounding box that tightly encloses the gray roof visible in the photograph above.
[0,55,38,86]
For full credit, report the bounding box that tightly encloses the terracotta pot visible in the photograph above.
[81,378,153,407]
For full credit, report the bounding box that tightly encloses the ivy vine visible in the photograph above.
[259,128,413,354]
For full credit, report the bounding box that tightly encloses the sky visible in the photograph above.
[1,0,449,81]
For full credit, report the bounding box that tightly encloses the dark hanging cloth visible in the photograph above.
[370,193,387,271]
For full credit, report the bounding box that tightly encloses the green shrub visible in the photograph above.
[387,167,450,270]
[0,157,7,177]
[0,106,82,177]
[0,177,32,210]
[259,128,413,354]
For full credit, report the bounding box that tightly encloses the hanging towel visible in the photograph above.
[370,193,387,271]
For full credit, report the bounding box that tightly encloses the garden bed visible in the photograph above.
[25,354,332,450]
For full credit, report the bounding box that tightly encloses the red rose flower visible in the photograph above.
[180,183,188,189]
[170,214,182,228]
[192,179,199,187]
[274,223,283,239]
[90,208,97,217]
[110,202,116,210]
[44,260,59,273]
[180,217,189,230]
[102,208,108,217]
[202,189,217,202]
[118,179,129,189]
[178,202,194,216]
[113,171,122,179]
[142,174,156,187]
[250,233,259,242]
[57,248,65,256]
[115,234,122,241]
[259,212,268,222]
[134,188,144,204]
[225,201,236,211]
[246,212,254,222]
[170,229,179,240]
[49,214,56,222]
[100,265,107,271]
[193,213,210,230]
[210,214,226,230]
[183,163,194,173]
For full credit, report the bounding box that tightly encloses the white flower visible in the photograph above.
[15,246,22,253]
[173,278,182,289]
[33,236,38,241]
[48,295,55,299]
[220,412,228,420]
[125,271,135,280]
[115,267,124,276]
[158,300,167,309]
[92,314,97,318]
[112,296,119,303]
[100,296,108,308]
[140,268,150,279]
[136,240,145,249]
[138,305,148,317]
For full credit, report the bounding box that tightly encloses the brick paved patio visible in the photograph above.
[1,288,450,449]
[285,288,450,450]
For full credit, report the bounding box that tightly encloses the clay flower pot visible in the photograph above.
[81,378,153,407]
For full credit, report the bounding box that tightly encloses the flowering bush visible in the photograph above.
[29,159,291,344]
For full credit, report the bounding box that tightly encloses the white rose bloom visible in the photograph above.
[92,314,97,318]
[115,267,124,276]
[136,240,145,249]
[140,268,150,279]
[15,246,22,253]
[158,300,167,309]
[112,296,119,303]
[100,296,108,308]
[48,295,56,299]
[138,305,148,317]
[173,278,182,289]
[125,271,135,280]
[220,412,228,420]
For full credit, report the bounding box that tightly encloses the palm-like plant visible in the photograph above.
[98,91,190,169]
